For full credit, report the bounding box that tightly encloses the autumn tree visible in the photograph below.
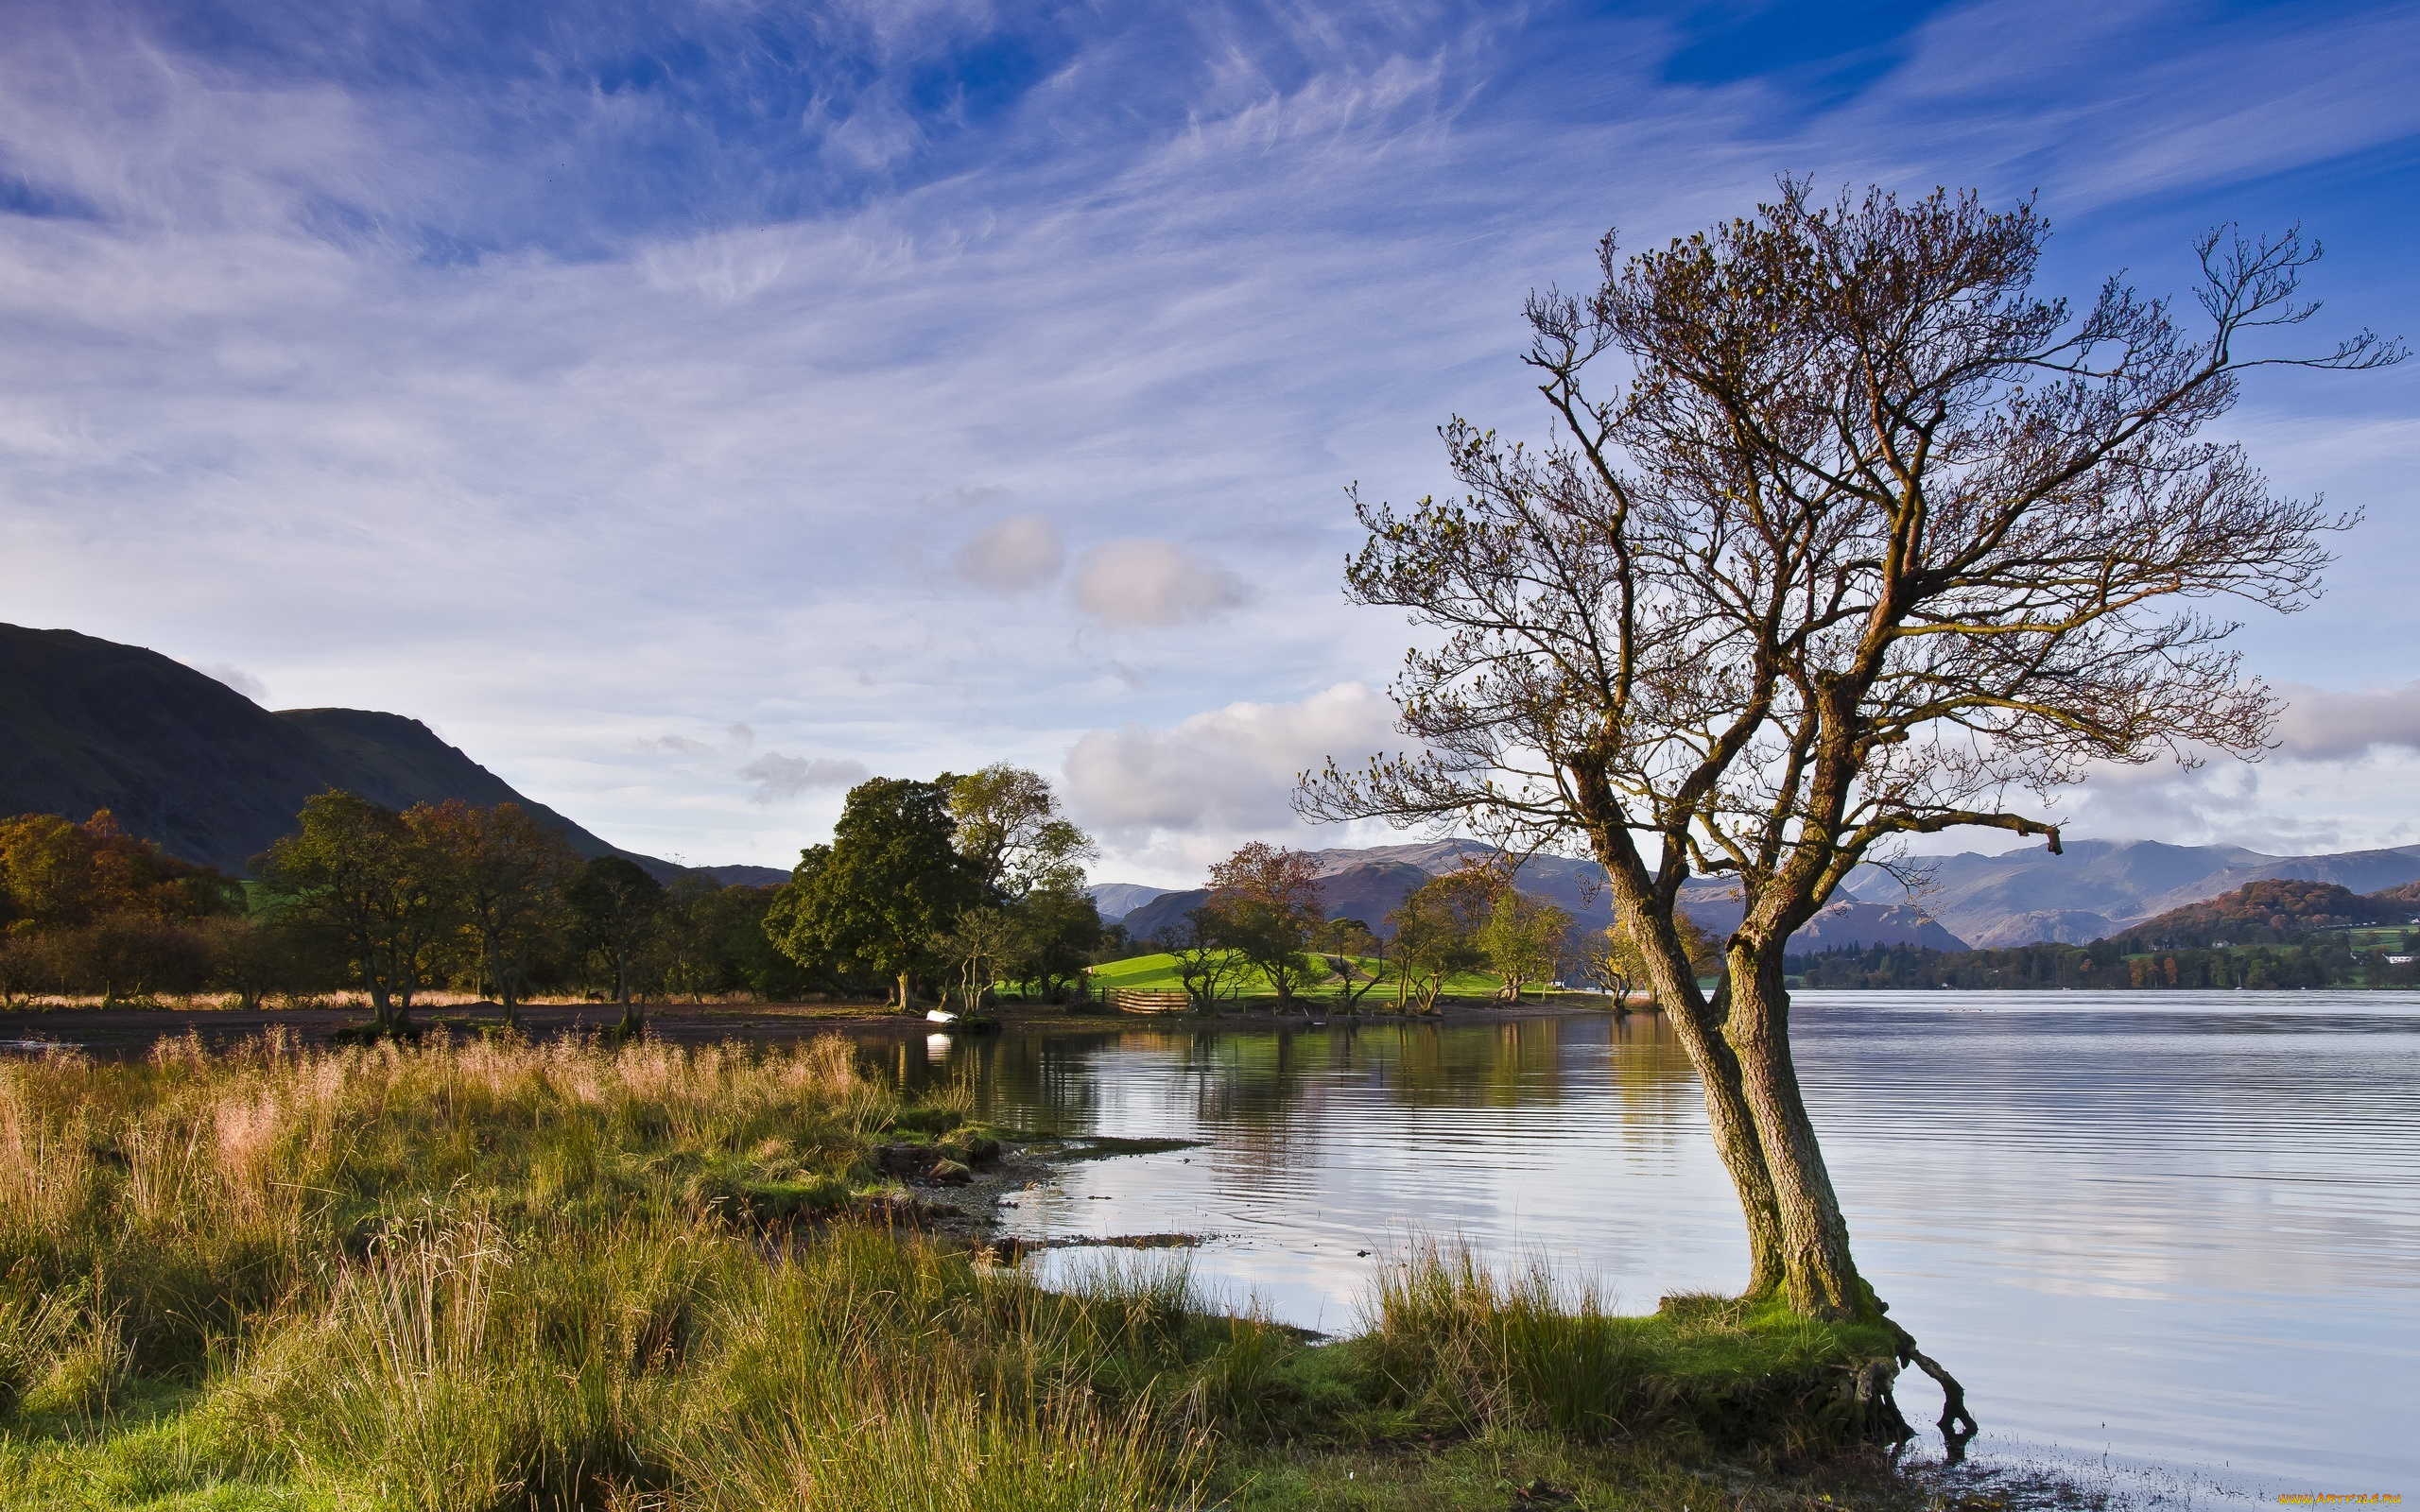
[1303,184,2394,1416]
[54,915,211,1005]
[0,810,247,1005]
[411,799,579,1027]
[199,914,305,1011]
[565,856,664,1037]
[765,777,977,1010]
[0,811,241,932]
[1197,843,1325,1007]
[256,790,450,1036]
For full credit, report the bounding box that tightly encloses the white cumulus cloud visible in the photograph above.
[1063,681,1400,842]
[1071,540,1248,627]
[951,513,1064,593]
[739,753,871,805]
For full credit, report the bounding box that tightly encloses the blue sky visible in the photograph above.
[3,0,2416,884]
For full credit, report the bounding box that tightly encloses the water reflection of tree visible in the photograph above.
[1604,1013,1694,1143]
[861,1018,1700,1165]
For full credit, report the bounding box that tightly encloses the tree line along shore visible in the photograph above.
[0,764,1706,1032]
[8,787,2407,1042]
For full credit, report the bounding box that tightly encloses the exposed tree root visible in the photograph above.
[1884,1320,1979,1457]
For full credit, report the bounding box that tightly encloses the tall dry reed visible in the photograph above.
[1,1033,1216,1509]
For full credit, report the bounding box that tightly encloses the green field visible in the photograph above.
[1080,951,1515,1002]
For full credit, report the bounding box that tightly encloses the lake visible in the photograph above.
[871,991,2419,1500]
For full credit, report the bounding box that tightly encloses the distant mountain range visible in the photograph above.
[1837,839,2420,947]
[1101,839,1960,950]
[0,623,776,883]
[1086,882,1174,921]
[18,622,2414,942]
[1095,833,2420,954]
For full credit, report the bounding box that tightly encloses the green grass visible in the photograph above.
[2,1034,1931,1510]
[1088,953,1513,1002]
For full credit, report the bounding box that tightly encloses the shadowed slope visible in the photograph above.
[0,624,667,876]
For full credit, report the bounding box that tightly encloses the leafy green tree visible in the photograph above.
[1168,915,1245,1010]
[1315,917,1391,1010]
[1478,889,1573,1002]
[942,765,1097,900]
[1011,881,1103,1002]
[1386,870,1492,1014]
[933,904,1023,1013]
[411,799,579,1027]
[765,777,977,1010]
[703,885,822,1001]
[256,790,449,1036]
[657,874,730,1002]
[1198,843,1324,1007]
[565,856,664,1037]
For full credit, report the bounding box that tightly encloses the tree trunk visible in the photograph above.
[365,967,395,1035]
[1724,943,1866,1318]
[1658,972,1789,1299]
[897,971,914,1011]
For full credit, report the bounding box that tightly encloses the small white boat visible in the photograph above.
[925,1008,958,1024]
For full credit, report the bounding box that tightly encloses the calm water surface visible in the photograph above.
[871,992,2419,1497]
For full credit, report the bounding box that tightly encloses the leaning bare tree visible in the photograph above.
[1301,183,2394,1419]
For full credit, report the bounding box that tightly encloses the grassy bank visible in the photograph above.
[2,1034,1925,1510]
[1087,953,1519,1004]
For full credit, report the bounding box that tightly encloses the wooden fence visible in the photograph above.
[1106,988,1191,1015]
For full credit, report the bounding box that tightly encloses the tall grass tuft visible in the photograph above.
[1,1032,1212,1509]
[4,1034,1911,1507]
[1358,1240,1907,1453]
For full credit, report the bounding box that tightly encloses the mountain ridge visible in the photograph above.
[1115,832,2420,953]
[1843,838,2420,945]
[0,624,688,879]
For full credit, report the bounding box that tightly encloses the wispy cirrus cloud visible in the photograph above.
[1,0,2414,881]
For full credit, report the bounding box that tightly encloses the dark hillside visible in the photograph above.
[0,624,665,877]
[1121,886,1209,943]
[2364,879,2420,919]
[1317,861,1433,932]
